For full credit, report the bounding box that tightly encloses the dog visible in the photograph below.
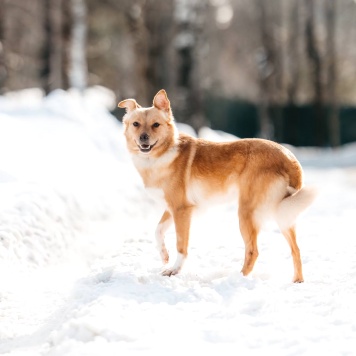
[118,89,316,282]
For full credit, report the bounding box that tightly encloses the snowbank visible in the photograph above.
[0,87,142,270]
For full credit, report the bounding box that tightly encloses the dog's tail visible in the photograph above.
[276,186,318,230]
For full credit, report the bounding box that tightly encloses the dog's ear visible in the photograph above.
[118,99,140,113]
[153,89,171,112]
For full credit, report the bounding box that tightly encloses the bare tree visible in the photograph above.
[42,0,64,94]
[283,0,302,144]
[117,0,175,106]
[325,0,340,147]
[304,0,327,146]
[117,0,206,126]
[255,0,276,139]
[0,0,6,92]
[2,0,44,90]
[286,0,301,105]
[145,0,175,101]
[69,0,88,91]
[173,0,206,128]
[122,0,150,104]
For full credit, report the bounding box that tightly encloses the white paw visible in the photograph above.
[160,253,185,277]
[161,267,180,277]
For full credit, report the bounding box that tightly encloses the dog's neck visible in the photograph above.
[131,144,179,171]
[130,145,178,189]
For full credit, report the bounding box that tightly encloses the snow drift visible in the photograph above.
[0,87,355,355]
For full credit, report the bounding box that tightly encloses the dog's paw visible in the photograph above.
[161,267,180,277]
[293,277,304,283]
[161,253,185,277]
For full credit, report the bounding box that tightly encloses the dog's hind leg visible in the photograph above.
[155,210,173,264]
[238,207,260,277]
[276,186,316,282]
[280,225,304,283]
[162,205,193,276]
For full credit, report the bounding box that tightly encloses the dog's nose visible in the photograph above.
[140,133,149,142]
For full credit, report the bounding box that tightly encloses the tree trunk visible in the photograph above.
[0,0,6,92]
[69,0,87,91]
[2,0,44,90]
[120,0,175,106]
[144,0,174,102]
[123,0,149,104]
[173,0,207,129]
[42,0,64,94]
[304,0,326,146]
[325,0,340,147]
[287,0,301,105]
[62,0,71,90]
[255,0,275,140]
[285,0,301,145]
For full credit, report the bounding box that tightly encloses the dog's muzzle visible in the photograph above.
[137,132,157,153]
[137,141,157,153]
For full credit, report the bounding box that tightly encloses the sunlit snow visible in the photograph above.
[0,88,355,355]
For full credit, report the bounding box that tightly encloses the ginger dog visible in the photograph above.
[118,89,316,282]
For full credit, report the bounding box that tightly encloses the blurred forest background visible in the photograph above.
[1,0,356,146]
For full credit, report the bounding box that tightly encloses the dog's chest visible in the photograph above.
[132,149,178,187]
[145,187,167,208]
[140,169,168,208]
[137,166,168,191]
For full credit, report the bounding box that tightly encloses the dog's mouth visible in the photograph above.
[137,141,157,154]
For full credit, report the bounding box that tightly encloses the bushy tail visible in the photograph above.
[276,186,318,230]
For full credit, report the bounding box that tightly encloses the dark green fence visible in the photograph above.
[204,97,356,146]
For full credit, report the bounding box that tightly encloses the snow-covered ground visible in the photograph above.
[0,88,355,356]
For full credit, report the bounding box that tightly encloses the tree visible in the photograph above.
[42,0,65,94]
[119,0,205,127]
[284,0,302,145]
[69,0,88,91]
[2,0,44,90]
[0,0,6,92]
[122,0,175,105]
[121,0,150,104]
[304,0,327,146]
[255,0,277,139]
[286,0,301,105]
[325,0,340,147]
[173,0,206,128]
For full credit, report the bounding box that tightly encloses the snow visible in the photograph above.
[0,88,356,355]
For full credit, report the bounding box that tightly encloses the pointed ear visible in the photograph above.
[153,89,171,112]
[118,99,140,113]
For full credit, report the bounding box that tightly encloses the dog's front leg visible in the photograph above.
[162,205,193,276]
[155,210,173,264]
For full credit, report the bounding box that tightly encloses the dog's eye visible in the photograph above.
[133,122,140,127]
[152,123,160,128]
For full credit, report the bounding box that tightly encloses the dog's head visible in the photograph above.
[118,89,178,157]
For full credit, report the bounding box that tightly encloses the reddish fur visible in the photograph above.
[118,89,314,282]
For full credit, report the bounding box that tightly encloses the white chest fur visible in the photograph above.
[145,187,167,209]
[131,147,178,172]
[131,149,178,209]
